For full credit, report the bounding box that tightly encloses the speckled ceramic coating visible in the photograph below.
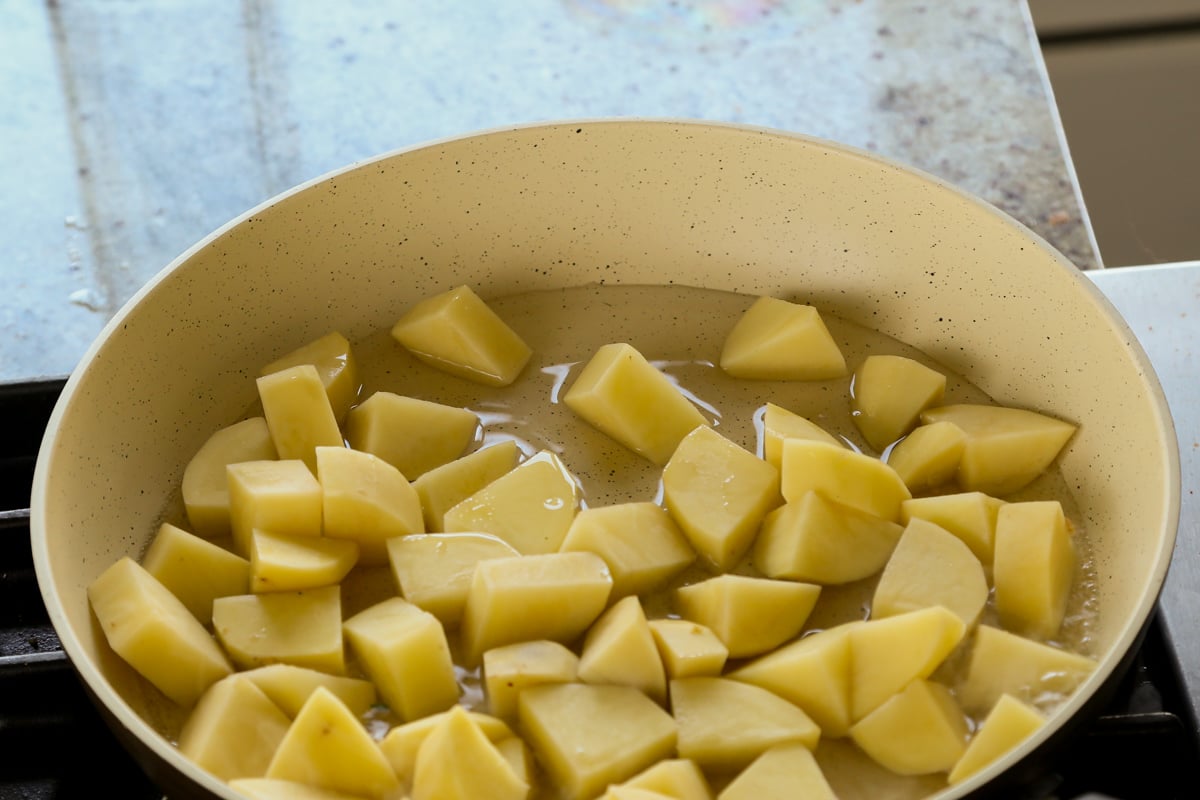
[31,120,1178,799]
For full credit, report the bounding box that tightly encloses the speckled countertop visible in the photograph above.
[2,0,1098,382]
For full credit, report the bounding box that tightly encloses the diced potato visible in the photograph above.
[761,402,842,470]
[257,364,345,473]
[380,709,513,782]
[239,664,377,718]
[559,502,695,599]
[849,606,966,722]
[671,677,820,771]
[228,778,366,800]
[87,557,232,707]
[483,640,581,720]
[316,445,424,565]
[850,355,947,451]
[647,620,729,680]
[730,624,855,737]
[871,518,988,627]
[885,421,966,493]
[413,440,522,532]
[443,450,579,554]
[901,492,1005,564]
[674,574,820,659]
[460,551,613,665]
[617,758,713,800]
[213,585,344,674]
[496,737,534,786]
[388,533,520,626]
[947,694,1045,785]
[993,501,1076,639]
[227,459,323,557]
[780,439,911,521]
[958,625,1096,713]
[919,404,1077,495]
[412,706,529,800]
[662,426,780,571]
[753,491,903,584]
[345,392,479,480]
[578,595,667,704]
[181,416,277,537]
[717,743,836,800]
[249,529,358,593]
[563,342,709,465]
[391,284,533,387]
[178,675,291,781]
[719,296,846,380]
[518,683,677,800]
[342,597,460,722]
[141,521,249,625]
[266,687,400,799]
[260,331,359,424]
[848,679,968,776]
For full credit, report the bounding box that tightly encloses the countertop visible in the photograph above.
[2,0,1098,383]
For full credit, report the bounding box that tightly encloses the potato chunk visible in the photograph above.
[346,392,479,480]
[578,595,667,703]
[648,620,729,680]
[343,597,459,722]
[674,574,820,659]
[316,445,424,565]
[178,675,291,781]
[141,522,249,625]
[388,533,520,626]
[872,518,988,627]
[993,501,1076,639]
[412,706,529,800]
[719,296,846,380]
[616,758,712,800]
[413,440,521,532]
[260,331,359,424]
[257,364,345,473]
[483,640,580,720]
[919,404,1077,495]
[761,402,842,470]
[213,585,344,674]
[239,664,377,717]
[227,459,323,556]
[87,557,232,707]
[780,439,910,521]
[181,416,277,537]
[228,778,366,800]
[518,682,677,800]
[380,709,513,782]
[850,355,946,451]
[563,342,709,465]
[848,679,968,775]
[717,743,836,800]
[885,421,966,493]
[662,426,780,571]
[249,529,358,593]
[958,625,1096,713]
[391,284,533,387]
[948,694,1045,785]
[901,491,1004,564]
[560,502,695,599]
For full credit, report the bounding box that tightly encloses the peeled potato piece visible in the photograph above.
[885,421,966,493]
[413,440,522,532]
[992,500,1076,640]
[848,679,969,776]
[317,445,424,565]
[227,459,322,557]
[141,522,249,626]
[380,709,513,783]
[780,439,910,522]
[850,355,947,451]
[239,664,377,718]
[181,416,277,537]
[718,743,836,800]
[578,595,668,704]
[648,620,729,680]
[674,574,820,659]
[901,491,1005,564]
[249,529,358,593]
[872,518,988,627]
[178,675,291,781]
[346,392,479,480]
[616,758,713,800]
[483,640,580,720]
[388,533,519,627]
[719,296,846,380]
[948,694,1045,785]
[260,331,359,425]
[560,502,695,599]
[412,706,529,800]
[959,625,1096,713]
[761,402,842,469]
[257,364,345,473]
[213,585,344,674]
[229,778,366,800]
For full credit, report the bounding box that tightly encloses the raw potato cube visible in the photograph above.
[901,492,1005,564]
[380,709,513,782]
[229,778,367,800]
[346,392,479,480]
[920,404,1077,495]
[391,284,533,387]
[563,342,709,465]
[717,743,836,800]
[483,639,580,720]
[617,758,712,800]
[182,416,277,537]
[753,490,903,584]
[730,624,855,737]
[849,606,966,722]
[239,664,377,717]
[178,675,291,781]
[850,355,947,451]
[848,679,968,775]
[261,331,359,424]
[719,296,846,380]
[560,502,695,599]
[213,585,344,674]
[671,677,820,771]
[577,595,667,703]
[496,737,534,786]
[648,620,729,680]
[227,459,323,557]
[342,597,460,722]
[674,574,820,659]
[142,522,249,625]
[388,533,520,626]
[662,426,780,571]
[267,687,400,799]
[257,364,345,473]
[761,402,843,469]
[958,625,1096,713]
[443,450,579,554]
[948,694,1045,785]
[412,706,529,800]
[518,682,677,800]
[87,557,232,707]
[317,445,425,565]
[413,440,521,531]
[885,421,967,493]
[872,518,988,627]
[993,501,1076,639]
[460,551,613,665]
[780,439,911,521]
[250,529,358,593]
